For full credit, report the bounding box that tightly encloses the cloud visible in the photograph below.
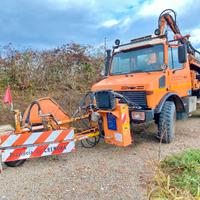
[0,0,199,49]
[102,19,120,28]
[138,0,192,17]
[120,17,132,28]
[47,0,95,11]
[101,17,133,30]
[188,28,200,47]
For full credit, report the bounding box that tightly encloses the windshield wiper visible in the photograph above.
[113,71,129,75]
[131,70,151,74]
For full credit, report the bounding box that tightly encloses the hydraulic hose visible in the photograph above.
[25,101,42,124]
[158,9,177,24]
[113,91,142,110]
[72,91,95,117]
[79,91,94,108]
[81,136,100,148]
[187,41,200,56]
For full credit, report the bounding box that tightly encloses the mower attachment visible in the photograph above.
[0,97,100,169]
[0,91,134,169]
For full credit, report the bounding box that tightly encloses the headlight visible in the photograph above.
[131,111,145,121]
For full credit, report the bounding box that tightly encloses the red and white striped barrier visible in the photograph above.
[1,141,75,162]
[1,129,74,148]
[0,129,75,162]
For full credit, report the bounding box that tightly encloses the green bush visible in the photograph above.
[0,43,104,124]
[0,43,104,91]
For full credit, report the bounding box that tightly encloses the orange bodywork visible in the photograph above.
[11,97,100,144]
[92,42,194,110]
[98,102,132,147]
[22,97,70,125]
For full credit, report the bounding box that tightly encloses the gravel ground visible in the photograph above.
[0,114,200,200]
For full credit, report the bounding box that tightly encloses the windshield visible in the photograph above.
[110,44,164,75]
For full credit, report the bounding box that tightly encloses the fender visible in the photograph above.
[155,93,185,113]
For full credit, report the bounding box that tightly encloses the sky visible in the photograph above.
[0,0,200,50]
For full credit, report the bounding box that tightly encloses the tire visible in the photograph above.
[158,101,176,143]
[4,159,26,167]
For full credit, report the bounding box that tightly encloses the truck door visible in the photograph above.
[168,46,191,97]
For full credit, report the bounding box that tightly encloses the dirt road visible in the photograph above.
[0,113,199,200]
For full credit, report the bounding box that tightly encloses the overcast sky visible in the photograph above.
[0,0,200,50]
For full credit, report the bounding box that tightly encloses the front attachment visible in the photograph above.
[95,91,132,147]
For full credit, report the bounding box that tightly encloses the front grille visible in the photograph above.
[116,91,147,108]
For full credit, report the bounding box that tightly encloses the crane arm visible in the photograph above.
[155,9,200,59]
[155,9,181,36]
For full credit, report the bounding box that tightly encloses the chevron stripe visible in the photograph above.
[2,141,75,162]
[0,129,74,148]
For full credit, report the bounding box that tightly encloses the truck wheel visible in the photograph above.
[4,160,26,167]
[158,101,176,143]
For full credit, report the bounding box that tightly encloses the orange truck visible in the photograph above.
[92,9,200,144]
[0,9,200,168]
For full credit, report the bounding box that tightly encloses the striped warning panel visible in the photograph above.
[1,141,75,162]
[0,129,74,148]
[121,113,127,124]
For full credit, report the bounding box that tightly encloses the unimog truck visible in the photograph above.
[92,9,200,143]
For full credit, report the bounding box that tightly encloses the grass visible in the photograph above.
[163,149,200,196]
[149,149,200,200]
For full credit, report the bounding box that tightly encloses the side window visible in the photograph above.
[168,47,183,69]
[168,48,173,69]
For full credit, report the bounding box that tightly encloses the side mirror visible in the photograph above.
[104,49,111,76]
[178,44,187,63]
